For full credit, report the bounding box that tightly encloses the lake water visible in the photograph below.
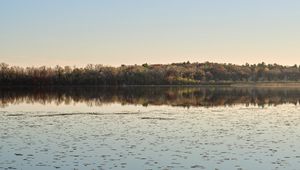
[1,86,300,170]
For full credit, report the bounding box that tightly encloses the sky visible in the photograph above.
[0,0,299,67]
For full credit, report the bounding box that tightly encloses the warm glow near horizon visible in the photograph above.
[0,0,299,67]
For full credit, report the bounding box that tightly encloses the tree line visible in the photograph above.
[0,62,300,86]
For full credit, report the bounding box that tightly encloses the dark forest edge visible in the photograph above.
[1,62,300,86]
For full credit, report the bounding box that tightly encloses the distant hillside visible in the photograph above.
[1,62,300,86]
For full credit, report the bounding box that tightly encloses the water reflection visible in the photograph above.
[1,87,300,169]
[0,86,300,108]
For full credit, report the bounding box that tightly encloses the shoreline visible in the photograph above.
[230,82,300,87]
[1,82,300,88]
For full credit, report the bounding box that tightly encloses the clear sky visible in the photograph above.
[0,0,299,67]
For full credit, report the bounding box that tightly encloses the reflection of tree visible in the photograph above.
[0,87,299,108]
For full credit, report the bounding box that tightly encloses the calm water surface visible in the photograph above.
[1,87,300,170]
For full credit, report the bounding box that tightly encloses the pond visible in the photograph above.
[1,86,300,170]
